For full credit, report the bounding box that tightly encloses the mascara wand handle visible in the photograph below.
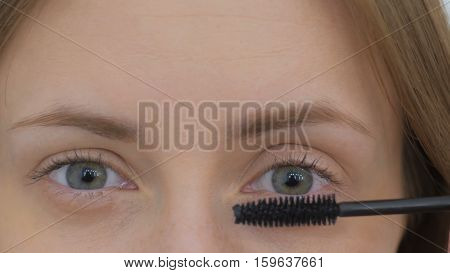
[338,195,450,217]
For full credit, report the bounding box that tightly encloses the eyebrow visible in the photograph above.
[238,101,372,138]
[9,102,370,144]
[10,107,137,142]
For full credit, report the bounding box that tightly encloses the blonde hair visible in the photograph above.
[0,0,34,49]
[1,0,449,251]
[345,0,449,252]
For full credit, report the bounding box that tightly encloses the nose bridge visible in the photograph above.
[154,152,226,252]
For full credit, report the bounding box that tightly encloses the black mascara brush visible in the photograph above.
[232,194,450,227]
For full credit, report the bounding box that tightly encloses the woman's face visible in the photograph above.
[0,0,406,252]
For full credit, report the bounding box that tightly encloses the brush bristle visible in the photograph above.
[233,194,339,227]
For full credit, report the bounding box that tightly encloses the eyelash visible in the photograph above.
[259,152,340,186]
[27,149,340,197]
[27,149,125,184]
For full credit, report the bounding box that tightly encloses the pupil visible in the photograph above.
[81,167,98,183]
[285,171,301,187]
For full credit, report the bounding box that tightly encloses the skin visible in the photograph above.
[0,0,406,252]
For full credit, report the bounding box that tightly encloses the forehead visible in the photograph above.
[1,0,383,126]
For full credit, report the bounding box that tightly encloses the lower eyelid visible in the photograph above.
[38,178,121,212]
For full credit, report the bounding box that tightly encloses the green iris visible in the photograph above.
[66,162,107,190]
[271,166,313,195]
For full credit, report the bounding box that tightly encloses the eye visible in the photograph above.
[271,166,313,195]
[49,161,125,190]
[245,164,330,195]
[240,146,342,196]
[28,149,138,192]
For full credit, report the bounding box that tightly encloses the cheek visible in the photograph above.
[0,178,50,250]
[339,215,406,252]
[0,176,145,251]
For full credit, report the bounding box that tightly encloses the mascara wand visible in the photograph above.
[232,194,450,227]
